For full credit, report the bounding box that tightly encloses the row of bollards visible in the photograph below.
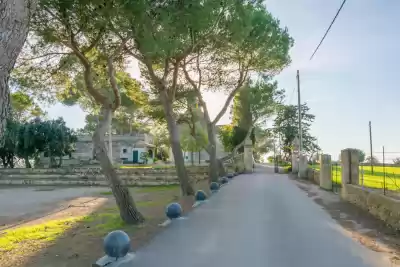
[94,171,241,266]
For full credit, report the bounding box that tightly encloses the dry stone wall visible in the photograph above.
[0,166,209,187]
[342,184,400,230]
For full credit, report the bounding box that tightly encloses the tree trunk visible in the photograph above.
[217,158,227,176]
[205,122,219,182]
[8,155,14,168]
[198,151,200,165]
[191,151,194,166]
[0,0,36,142]
[93,107,144,224]
[57,156,62,168]
[201,144,226,177]
[1,156,7,168]
[159,90,194,195]
[24,156,31,168]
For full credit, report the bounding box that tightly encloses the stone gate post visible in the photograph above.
[319,154,332,190]
[340,148,360,185]
[244,136,253,173]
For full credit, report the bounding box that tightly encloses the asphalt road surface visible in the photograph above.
[131,166,390,267]
[0,187,104,226]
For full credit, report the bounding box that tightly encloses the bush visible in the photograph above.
[283,165,292,173]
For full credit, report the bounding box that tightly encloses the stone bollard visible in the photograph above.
[165,203,182,219]
[93,230,135,267]
[298,154,308,179]
[341,148,360,185]
[319,154,332,190]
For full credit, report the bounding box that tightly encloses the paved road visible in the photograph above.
[0,187,105,225]
[131,167,390,267]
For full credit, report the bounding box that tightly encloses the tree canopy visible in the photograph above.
[0,117,77,168]
[273,103,320,161]
[219,77,283,153]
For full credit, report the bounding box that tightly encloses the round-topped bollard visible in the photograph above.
[195,190,207,201]
[103,230,131,258]
[227,173,234,179]
[210,182,220,192]
[165,202,182,219]
[220,176,229,185]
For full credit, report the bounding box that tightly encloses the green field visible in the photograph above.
[311,165,400,191]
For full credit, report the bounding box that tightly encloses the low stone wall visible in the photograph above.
[0,166,209,187]
[307,168,320,185]
[341,184,400,230]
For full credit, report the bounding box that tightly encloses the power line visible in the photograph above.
[287,87,296,105]
[310,0,348,60]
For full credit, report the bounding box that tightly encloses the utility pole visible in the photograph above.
[369,121,373,174]
[297,70,303,154]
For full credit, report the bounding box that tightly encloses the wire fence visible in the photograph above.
[332,162,341,194]
[360,147,400,198]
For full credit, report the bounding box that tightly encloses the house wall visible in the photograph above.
[41,134,155,166]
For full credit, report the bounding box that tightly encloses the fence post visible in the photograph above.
[319,154,332,190]
[383,146,386,195]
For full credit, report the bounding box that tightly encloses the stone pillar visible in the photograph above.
[292,152,299,173]
[298,154,308,178]
[340,148,359,185]
[243,136,253,173]
[319,154,332,190]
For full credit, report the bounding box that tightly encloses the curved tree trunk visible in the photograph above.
[24,156,31,168]
[205,122,219,182]
[93,107,144,224]
[159,90,194,196]
[0,0,36,142]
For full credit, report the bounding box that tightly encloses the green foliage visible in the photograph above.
[356,149,366,163]
[365,156,379,164]
[273,103,320,161]
[180,125,208,153]
[220,77,282,152]
[218,125,235,152]
[0,117,77,168]
[10,92,46,121]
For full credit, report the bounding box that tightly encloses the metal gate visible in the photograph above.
[331,162,341,194]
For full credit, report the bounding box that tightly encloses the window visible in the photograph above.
[122,148,127,153]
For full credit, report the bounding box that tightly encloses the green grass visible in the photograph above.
[311,164,400,191]
[82,212,138,234]
[0,217,82,252]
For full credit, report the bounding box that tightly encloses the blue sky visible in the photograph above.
[45,0,400,160]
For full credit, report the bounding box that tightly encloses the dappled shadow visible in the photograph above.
[1,182,209,267]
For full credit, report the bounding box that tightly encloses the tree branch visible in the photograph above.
[62,40,109,105]
[82,27,105,54]
[107,57,120,111]
[232,125,254,156]
[19,52,72,62]
[212,69,248,125]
